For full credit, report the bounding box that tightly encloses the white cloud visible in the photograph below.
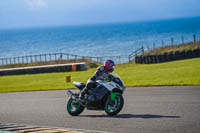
[24,0,47,8]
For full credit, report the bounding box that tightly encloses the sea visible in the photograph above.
[0,16,200,60]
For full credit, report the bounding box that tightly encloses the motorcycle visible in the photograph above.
[66,72,125,116]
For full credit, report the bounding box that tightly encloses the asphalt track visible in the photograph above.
[0,86,200,133]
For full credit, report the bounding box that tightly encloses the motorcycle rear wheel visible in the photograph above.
[105,94,124,116]
[67,98,84,116]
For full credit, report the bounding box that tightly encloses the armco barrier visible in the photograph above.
[135,49,200,64]
[0,62,87,76]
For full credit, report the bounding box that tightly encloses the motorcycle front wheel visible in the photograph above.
[67,98,84,116]
[105,94,124,116]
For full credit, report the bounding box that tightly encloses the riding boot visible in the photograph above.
[79,88,88,100]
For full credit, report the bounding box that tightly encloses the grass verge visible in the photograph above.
[0,59,100,69]
[141,42,200,56]
[0,58,200,92]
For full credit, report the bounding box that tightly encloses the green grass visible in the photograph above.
[0,59,100,69]
[141,42,200,56]
[116,58,200,86]
[0,58,200,92]
[0,69,96,92]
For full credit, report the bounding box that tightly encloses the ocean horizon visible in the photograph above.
[0,16,200,59]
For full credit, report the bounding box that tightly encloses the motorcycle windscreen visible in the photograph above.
[112,72,125,87]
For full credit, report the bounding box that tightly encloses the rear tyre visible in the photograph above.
[67,98,84,116]
[105,94,124,116]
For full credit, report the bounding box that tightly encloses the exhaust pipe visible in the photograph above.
[67,90,86,107]
[67,90,76,99]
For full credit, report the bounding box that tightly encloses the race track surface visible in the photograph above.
[0,86,200,133]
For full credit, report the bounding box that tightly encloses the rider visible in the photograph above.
[79,59,115,100]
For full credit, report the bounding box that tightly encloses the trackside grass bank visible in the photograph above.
[141,42,200,56]
[0,58,200,92]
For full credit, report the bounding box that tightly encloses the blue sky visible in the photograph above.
[0,0,200,28]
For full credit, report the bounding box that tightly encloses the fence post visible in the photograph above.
[25,56,27,63]
[171,37,174,46]
[193,34,196,43]
[30,55,33,63]
[54,53,56,60]
[18,57,20,64]
[75,55,77,62]
[60,53,63,60]
[142,46,144,53]
[39,54,42,62]
[99,57,101,63]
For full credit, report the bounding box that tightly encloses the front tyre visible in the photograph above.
[67,98,84,116]
[105,94,124,116]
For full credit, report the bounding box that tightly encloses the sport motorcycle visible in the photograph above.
[66,72,125,116]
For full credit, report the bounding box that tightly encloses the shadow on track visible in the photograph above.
[80,114,180,119]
